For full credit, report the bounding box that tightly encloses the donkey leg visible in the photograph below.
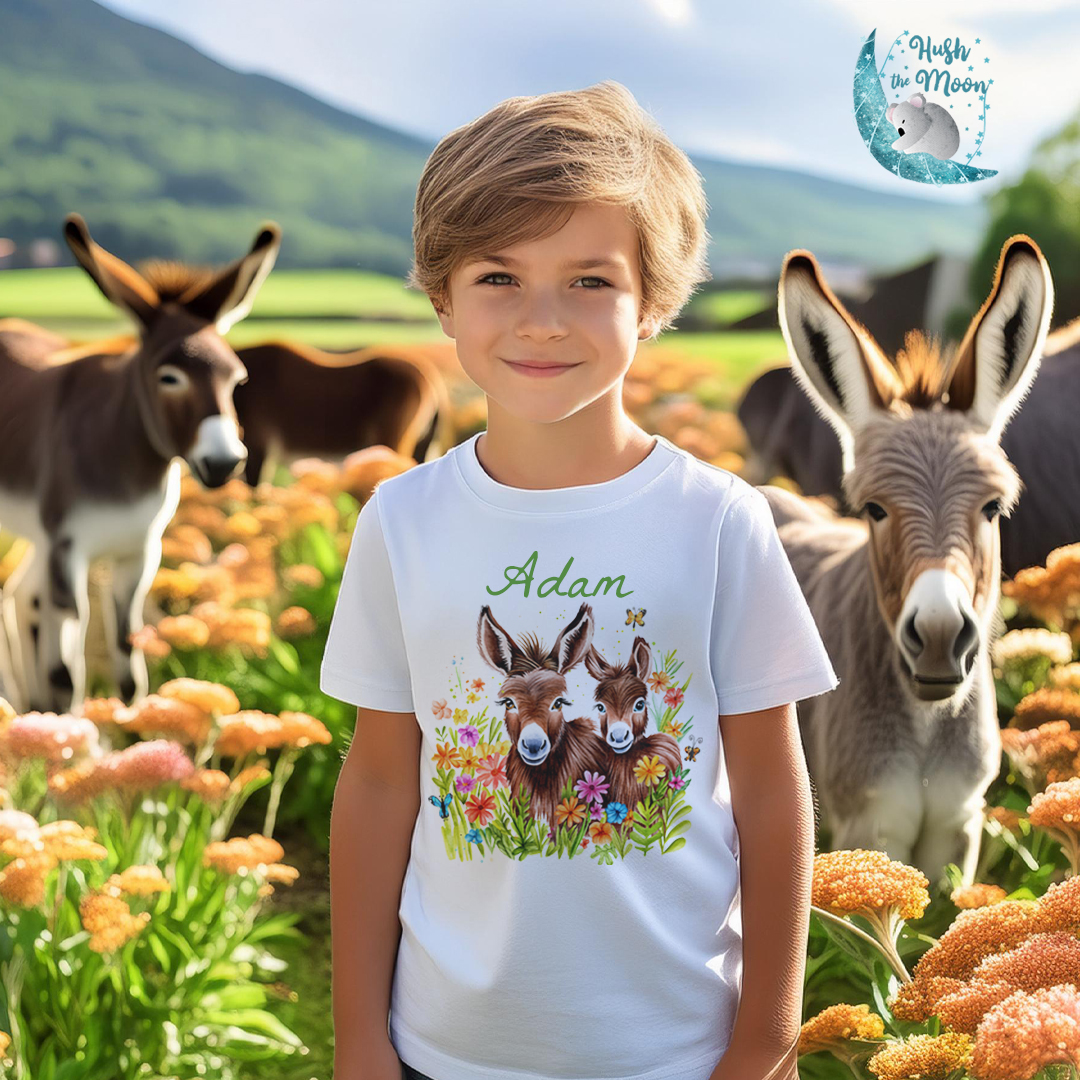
[38,537,90,714]
[827,769,924,866]
[912,776,990,889]
[107,549,158,704]
[5,546,47,712]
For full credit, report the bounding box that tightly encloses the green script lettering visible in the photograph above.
[486,550,633,598]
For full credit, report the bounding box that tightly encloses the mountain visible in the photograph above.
[0,0,985,275]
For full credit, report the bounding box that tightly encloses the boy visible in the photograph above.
[322,80,839,1080]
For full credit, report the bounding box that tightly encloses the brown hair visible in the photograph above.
[406,80,711,339]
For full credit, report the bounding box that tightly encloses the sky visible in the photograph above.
[100,0,1080,204]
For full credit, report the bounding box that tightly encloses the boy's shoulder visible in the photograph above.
[660,436,760,511]
[371,440,460,508]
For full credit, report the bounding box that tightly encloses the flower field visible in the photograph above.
[2,348,1080,1078]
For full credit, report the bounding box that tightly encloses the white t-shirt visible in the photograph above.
[320,431,839,1080]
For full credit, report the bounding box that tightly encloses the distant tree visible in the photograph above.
[969,112,1080,330]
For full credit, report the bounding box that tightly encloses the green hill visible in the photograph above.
[0,0,984,274]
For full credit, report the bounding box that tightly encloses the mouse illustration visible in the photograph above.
[886,93,961,161]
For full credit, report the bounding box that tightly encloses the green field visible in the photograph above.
[0,268,787,400]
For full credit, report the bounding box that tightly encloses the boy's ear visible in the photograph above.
[432,296,455,338]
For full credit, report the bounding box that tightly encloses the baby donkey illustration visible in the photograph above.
[586,636,682,810]
[476,601,608,825]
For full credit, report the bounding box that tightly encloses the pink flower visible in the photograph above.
[475,754,507,790]
[973,983,1080,1078]
[455,773,477,795]
[590,803,605,821]
[575,771,609,804]
[109,740,194,791]
[1,713,100,763]
[669,774,686,791]
[431,699,452,720]
[457,724,480,747]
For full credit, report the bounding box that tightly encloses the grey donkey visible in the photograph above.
[759,234,1054,887]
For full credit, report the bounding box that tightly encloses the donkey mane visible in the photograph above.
[135,259,218,303]
[892,329,956,408]
[510,630,561,673]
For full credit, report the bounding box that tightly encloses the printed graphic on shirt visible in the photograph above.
[428,600,698,863]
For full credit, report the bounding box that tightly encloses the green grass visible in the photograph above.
[682,289,770,327]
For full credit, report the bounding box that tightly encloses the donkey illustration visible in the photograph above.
[0,213,279,714]
[585,636,682,810]
[232,342,453,486]
[476,602,608,825]
[761,234,1053,887]
[736,315,1080,578]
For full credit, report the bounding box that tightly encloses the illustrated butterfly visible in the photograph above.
[428,793,454,819]
[625,607,646,627]
[684,745,700,762]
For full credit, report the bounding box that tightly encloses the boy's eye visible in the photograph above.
[476,274,610,289]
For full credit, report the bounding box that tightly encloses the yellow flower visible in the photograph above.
[799,1003,885,1069]
[456,746,479,773]
[866,1032,972,1080]
[633,754,666,786]
[453,708,469,725]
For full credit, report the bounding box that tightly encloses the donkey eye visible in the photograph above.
[864,502,887,522]
[496,696,515,709]
[982,499,1002,521]
[551,697,571,711]
[634,698,646,711]
[157,365,189,391]
[594,702,606,714]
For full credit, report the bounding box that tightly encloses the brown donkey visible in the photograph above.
[585,636,682,810]
[231,342,453,486]
[0,213,279,714]
[476,602,608,825]
[762,235,1053,887]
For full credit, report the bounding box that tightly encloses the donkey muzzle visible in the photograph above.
[896,568,979,701]
[190,415,248,489]
[605,721,634,753]
[518,722,551,766]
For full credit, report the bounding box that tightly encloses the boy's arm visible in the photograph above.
[330,705,421,1080]
[708,701,814,1080]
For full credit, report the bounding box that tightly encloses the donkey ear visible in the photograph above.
[945,235,1053,439]
[63,213,159,328]
[777,249,902,471]
[182,222,281,334]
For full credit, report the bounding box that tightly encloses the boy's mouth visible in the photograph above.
[502,358,579,377]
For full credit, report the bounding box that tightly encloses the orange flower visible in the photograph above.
[432,743,463,771]
[589,821,614,845]
[556,796,587,827]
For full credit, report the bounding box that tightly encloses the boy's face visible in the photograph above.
[435,202,660,424]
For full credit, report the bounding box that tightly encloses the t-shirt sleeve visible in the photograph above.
[710,488,840,715]
[319,486,415,713]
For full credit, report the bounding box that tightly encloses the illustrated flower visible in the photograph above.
[465,829,483,844]
[457,724,480,748]
[431,699,452,720]
[455,773,477,795]
[466,691,479,704]
[866,1032,973,1080]
[606,802,628,825]
[647,671,672,692]
[665,720,684,738]
[668,773,686,791]
[972,984,1080,1080]
[475,755,507,790]
[590,803,604,821]
[465,790,496,828]
[556,796,587,828]
[1028,777,1080,874]
[580,837,590,850]
[456,745,480,774]
[589,821,614,845]
[468,677,485,691]
[633,754,666,787]
[575,771,609,804]
[812,849,931,982]
[663,686,684,708]
[798,1003,885,1070]
[432,743,463,771]
[452,708,469,725]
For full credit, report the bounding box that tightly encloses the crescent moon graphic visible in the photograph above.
[854,29,997,186]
